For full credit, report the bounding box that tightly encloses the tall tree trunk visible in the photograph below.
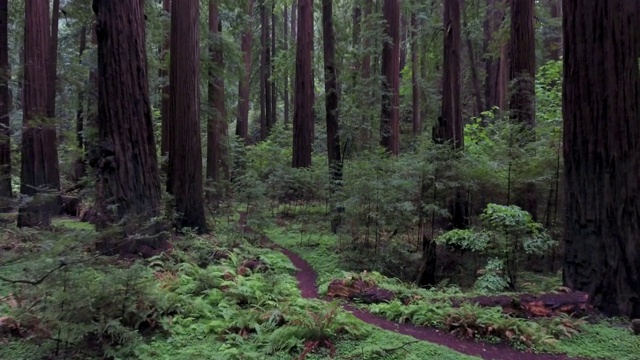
[73,27,87,182]
[441,0,463,148]
[292,0,313,168]
[410,12,421,135]
[380,0,400,155]
[18,0,60,227]
[46,0,59,122]
[48,0,61,195]
[283,6,289,126]
[168,0,207,232]
[509,0,535,128]
[399,13,407,73]
[260,0,273,140]
[546,0,561,60]
[236,0,253,143]
[439,0,466,230]
[289,0,296,130]
[0,0,11,200]
[509,0,537,219]
[91,0,162,226]
[322,0,342,232]
[483,0,507,110]
[271,0,277,126]
[463,3,484,116]
[207,0,228,202]
[160,0,170,164]
[563,0,640,319]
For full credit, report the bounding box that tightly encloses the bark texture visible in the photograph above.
[260,0,273,140]
[168,0,207,232]
[207,0,228,201]
[292,0,313,168]
[441,0,463,148]
[380,0,400,155]
[509,0,537,219]
[160,0,170,159]
[509,0,536,128]
[563,0,640,318]
[18,0,60,227]
[483,0,508,110]
[236,0,254,143]
[0,0,10,199]
[92,0,162,224]
[410,12,421,135]
[440,0,466,230]
[322,0,342,232]
[46,0,59,120]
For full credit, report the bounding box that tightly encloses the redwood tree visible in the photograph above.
[441,0,463,148]
[168,0,207,232]
[160,0,170,161]
[236,0,254,143]
[292,0,313,168]
[322,0,342,231]
[18,0,60,227]
[563,0,640,318]
[260,0,273,140]
[483,0,508,110]
[380,0,400,155]
[0,0,10,200]
[410,12,420,135]
[509,0,537,219]
[509,0,535,128]
[439,0,466,231]
[207,0,228,201]
[46,0,60,122]
[91,0,161,224]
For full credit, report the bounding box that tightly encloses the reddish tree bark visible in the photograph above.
[0,0,10,199]
[46,0,59,121]
[439,0,466,231]
[441,0,463,148]
[509,0,536,128]
[322,0,341,186]
[168,0,207,232]
[283,5,289,126]
[160,0,170,160]
[91,0,162,225]
[236,0,253,143]
[410,12,420,135]
[380,0,400,155]
[260,0,273,140]
[292,0,314,168]
[207,0,228,201]
[19,0,60,227]
[271,0,277,127]
[483,0,508,110]
[509,0,537,219]
[563,0,640,318]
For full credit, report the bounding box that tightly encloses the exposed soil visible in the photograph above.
[238,212,588,360]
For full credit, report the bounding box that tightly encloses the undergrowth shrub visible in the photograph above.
[436,203,556,291]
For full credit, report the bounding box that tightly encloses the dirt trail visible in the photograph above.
[238,212,585,360]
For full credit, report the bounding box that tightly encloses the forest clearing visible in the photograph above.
[1,0,640,359]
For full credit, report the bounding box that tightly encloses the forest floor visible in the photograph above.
[0,209,638,360]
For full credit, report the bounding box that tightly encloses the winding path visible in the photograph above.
[239,213,585,360]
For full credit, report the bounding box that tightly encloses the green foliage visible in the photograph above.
[474,258,510,293]
[437,204,556,291]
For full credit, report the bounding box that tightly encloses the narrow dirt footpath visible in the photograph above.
[238,212,586,360]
